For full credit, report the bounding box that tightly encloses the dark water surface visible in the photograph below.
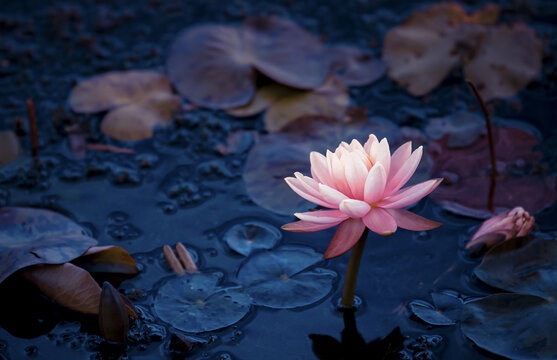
[1,0,556,359]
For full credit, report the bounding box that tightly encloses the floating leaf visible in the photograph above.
[167,16,329,109]
[236,246,336,309]
[383,3,540,100]
[0,207,97,283]
[21,263,101,314]
[243,116,423,214]
[154,272,250,333]
[328,45,386,86]
[461,294,557,360]
[425,112,485,148]
[264,76,350,132]
[225,83,293,118]
[99,281,129,343]
[409,290,462,326]
[0,131,21,168]
[69,71,181,141]
[72,245,139,275]
[463,23,543,102]
[223,220,281,256]
[475,236,557,301]
[427,125,557,217]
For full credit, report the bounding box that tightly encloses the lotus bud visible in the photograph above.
[99,281,129,343]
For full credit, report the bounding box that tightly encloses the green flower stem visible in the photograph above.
[340,228,369,308]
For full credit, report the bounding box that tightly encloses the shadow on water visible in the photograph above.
[309,308,405,360]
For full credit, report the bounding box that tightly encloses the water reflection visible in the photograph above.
[309,308,404,360]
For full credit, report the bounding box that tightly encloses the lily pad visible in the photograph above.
[461,293,557,360]
[328,45,386,86]
[223,220,281,256]
[236,246,337,309]
[69,70,181,141]
[167,16,329,109]
[475,236,557,301]
[0,131,21,168]
[427,124,557,218]
[243,116,423,214]
[154,272,250,333]
[409,290,463,326]
[0,207,97,283]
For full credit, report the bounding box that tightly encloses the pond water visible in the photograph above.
[1,0,556,359]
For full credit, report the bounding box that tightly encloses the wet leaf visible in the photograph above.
[0,207,97,283]
[425,112,485,148]
[72,245,139,275]
[223,220,281,256]
[21,263,101,314]
[427,125,557,218]
[243,116,422,214]
[475,236,557,301]
[166,16,329,109]
[236,246,337,309]
[461,294,557,360]
[0,130,21,168]
[463,23,543,102]
[225,83,293,118]
[409,290,462,326]
[383,3,541,100]
[69,71,181,141]
[99,281,129,343]
[328,45,386,86]
[154,272,250,332]
[264,76,350,132]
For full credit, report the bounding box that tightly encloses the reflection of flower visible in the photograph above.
[282,135,442,259]
[467,206,535,250]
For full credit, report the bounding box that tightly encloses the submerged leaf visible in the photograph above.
[328,45,386,86]
[236,246,337,309]
[409,290,462,326]
[428,124,557,217]
[154,272,250,332]
[167,16,329,109]
[425,112,485,148]
[475,236,557,301]
[69,71,180,141]
[461,293,557,360]
[0,207,97,283]
[223,220,281,256]
[0,131,21,168]
[21,263,101,314]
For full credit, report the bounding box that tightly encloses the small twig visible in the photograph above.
[163,245,185,275]
[176,242,198,273]
[26,98,40,167]
[467,81,497,213]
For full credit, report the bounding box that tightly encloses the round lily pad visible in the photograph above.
[461,293,557,360]
[409,291,463,326]
[154,272,250,333]
[223,220,281,256]
[475,236,557,301]
[236,246,337,309]
[0,207,97,283]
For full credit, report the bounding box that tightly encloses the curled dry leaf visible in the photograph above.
[167,16,329,109]
[383,3,541,100]
[99,281,129,343]
[0,130,21,168]
[328,45,386,86]
[21,263,101,314]
[427,125,557,218]
[69,71,181,141]
[73,245,139,275]
[226,76,350,132]
[0,207,97,284]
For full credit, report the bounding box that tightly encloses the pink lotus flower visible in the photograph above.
[466,206,535,250]
[282,135,443,259]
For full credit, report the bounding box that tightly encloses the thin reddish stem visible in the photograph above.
[467,82,497,213]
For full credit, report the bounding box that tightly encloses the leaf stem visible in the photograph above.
[466,81,497,213]
[340,228,369,308]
